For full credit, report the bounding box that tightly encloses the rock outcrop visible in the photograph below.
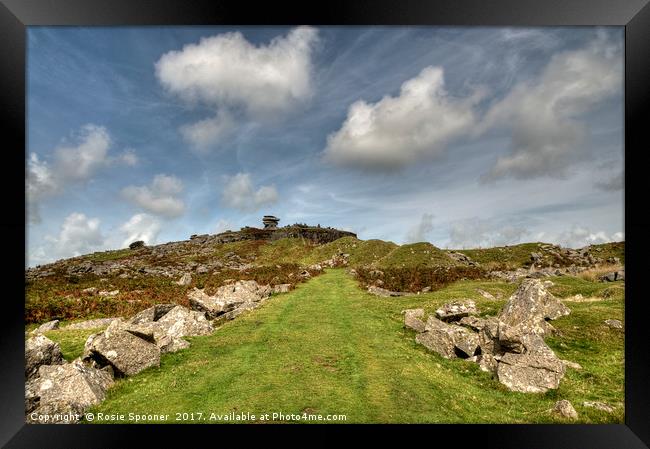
[409,279,571,393]
[27,359,114,423]
[26,335,64,380]
[188,280,271,320]
[83,320,160,377]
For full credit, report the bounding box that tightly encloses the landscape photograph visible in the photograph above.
[25,25,624,424]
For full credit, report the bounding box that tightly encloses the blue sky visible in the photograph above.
[26,26,624,266]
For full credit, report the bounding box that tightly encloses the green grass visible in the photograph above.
[453,243,543,269]
[83,248,135,263]
[374,242,459,268]
[44,328,105,361]
[79,269,623,424]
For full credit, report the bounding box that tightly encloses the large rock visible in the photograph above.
[156,305,213,339]
[83,320,160,377]
[27,359,114,423]
[496,352,566,393]
[416,316,480,359]
[31,320,60,335]
[25,335,64,380]
[64,317,121,330]
[129,304,176,325]
[404,309,426,333]
[500,279,570,326]
[435,300,477,322]
[496,279,569,350]
[188,280,271,319]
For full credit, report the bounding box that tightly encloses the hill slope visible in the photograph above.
[39,269,624,424]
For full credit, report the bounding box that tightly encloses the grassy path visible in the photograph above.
[84,269,623,423]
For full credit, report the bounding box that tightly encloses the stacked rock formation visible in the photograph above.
[405,279,574,393]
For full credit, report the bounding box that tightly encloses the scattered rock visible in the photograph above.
[498,279,570,343]
[155,306,213,339]
[272,284,292,294]
[496,352,566,393]
[435,300,477,322]
[98,290,120,297]
[63,317,121,330]
[25,335,64,380]
[416,316,480,359]
[553,400,578,420]
[600,270,625,282]
[403,309,426,333]
[31,320,60,335]
[476,288,497,300]
[175,273,192,286]
[83,320,160,377]
[583,401,615,413]
[604,319,623,329]
[82,287,98,295]
[27,359,114,422]
[188,280,271,319]
[367,285,412,297]
[129,304,176,325]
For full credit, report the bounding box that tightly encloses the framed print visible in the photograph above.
[2,0,649,447]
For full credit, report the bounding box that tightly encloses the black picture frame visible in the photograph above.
[2,0,649,447]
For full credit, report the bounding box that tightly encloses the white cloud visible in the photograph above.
[118,149,139,166]
[119,213,162,247]
[26,153,60,223]
[53,124,112,181]
[554,226,624,248]
[121,174,185,218]
[179,111,236,151]
[405,213,434,243]
[156,26,318,149]
[481,34,623,181]
[323,66,481,171]
[448,218,529,249]
[39,213,106,262]
[221,173,278,212]
[26,124,137,223]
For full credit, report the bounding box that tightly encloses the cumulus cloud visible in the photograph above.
[405,213,434,243]
[119,213,162,246]
[41,212,106,261]
[26,153,61,223]
[53,124,112,181]
[117,149,139,167]
[155,26,318,149]
[179,111,236,151]
[553,226,624,248]
[221,173,278,212]
[481,33,623,181]
[448,218,529,249]
[26,124,137,223]
[324,66,480,171]
[121,174,185,218]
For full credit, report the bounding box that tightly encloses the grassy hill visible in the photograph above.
[40,269,624,424]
